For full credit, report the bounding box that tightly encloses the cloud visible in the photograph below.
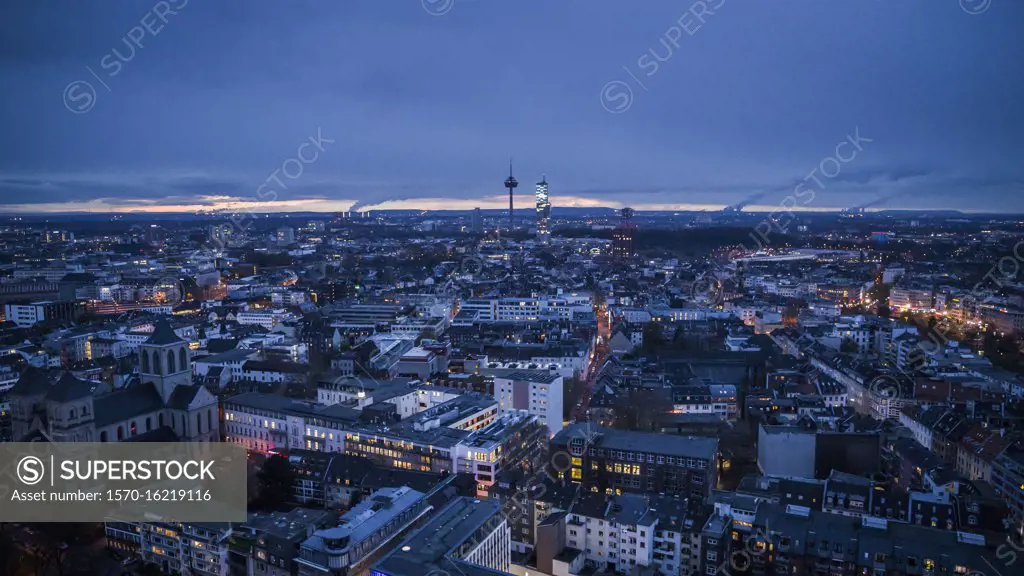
[0,165,1022,214]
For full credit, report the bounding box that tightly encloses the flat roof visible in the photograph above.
[373,497,501,576]
[556,423,718,460]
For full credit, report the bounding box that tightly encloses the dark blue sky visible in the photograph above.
[1,0,1022,213]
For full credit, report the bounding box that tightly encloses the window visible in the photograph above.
[707,551,718,562]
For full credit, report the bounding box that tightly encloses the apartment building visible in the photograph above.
[989,440,1024,540]
[493,369,565,435]
[107,522,233,576]
[701,499,1001,576]
[235,508,337,576]
[560,492,700,576]
[671,384,738,421]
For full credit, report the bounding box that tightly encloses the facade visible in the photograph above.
[107,521,234,576]
[4,299,84,327]
[561,491,699,576]
[458,294,592,323]
[671,384,739,421]
[991,441,1024,540]
[237,309,295,329]
[611,208,636,261]
[493,369,564,435]
[757,425,816,478]
[471,207,483,233]
[889,285,935,312]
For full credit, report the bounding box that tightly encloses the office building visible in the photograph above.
[611,207,635,261]
[296,487,432,576]
[471,207,483,233]
[4,299,84,327]
[550,423,719,498]
[372,497,512,576]
[536,175,551,244]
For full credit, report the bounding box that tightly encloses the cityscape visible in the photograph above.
[1,2,1024,576]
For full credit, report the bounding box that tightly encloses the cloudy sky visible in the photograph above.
[1,0,1022,214]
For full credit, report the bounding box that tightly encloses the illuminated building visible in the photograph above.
[535,175,550,244]
[611,207,636,261]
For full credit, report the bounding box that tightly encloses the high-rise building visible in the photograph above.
[535,175,551,244]
[276,226,296,244]
[471,207,483,233]
[611,207,636,261]
[504,160,518,231]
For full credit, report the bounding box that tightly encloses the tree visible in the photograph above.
[0,525,24,576]
[256,455,296,511]
[20,522,96,576]
[671,325,687,350]
[840,338,859,354]
[641,321,663,354]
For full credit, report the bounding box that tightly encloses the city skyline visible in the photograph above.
[0,1,1022,214]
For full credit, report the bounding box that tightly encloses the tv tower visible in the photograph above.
[504,159,518,231]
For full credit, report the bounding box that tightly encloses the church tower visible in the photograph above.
[139,319,192,403]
